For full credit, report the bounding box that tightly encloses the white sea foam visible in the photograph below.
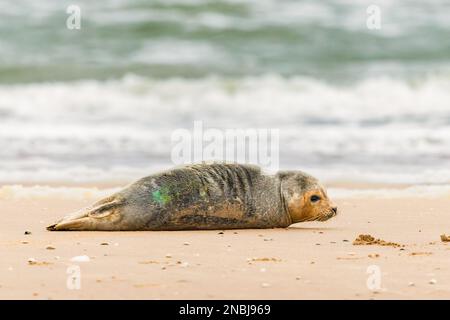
[2,74,449,125]
[0,74,449,184]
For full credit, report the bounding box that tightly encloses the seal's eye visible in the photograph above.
[310,195,321,203]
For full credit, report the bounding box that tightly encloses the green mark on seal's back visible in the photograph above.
[152,187,171,205]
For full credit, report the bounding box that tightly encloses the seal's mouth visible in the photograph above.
[316,207,338,222]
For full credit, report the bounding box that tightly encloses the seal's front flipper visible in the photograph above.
[47,198,124,231]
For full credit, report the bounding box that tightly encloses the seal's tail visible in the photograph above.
[47,198,122,231]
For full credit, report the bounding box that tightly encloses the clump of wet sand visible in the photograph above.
[440,234,450,242]
[353,234,403,248]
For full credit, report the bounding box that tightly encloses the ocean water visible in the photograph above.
[0,0,449,184]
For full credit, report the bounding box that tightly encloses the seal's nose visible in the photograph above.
[331,206,338,215]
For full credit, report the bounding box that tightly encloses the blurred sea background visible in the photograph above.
[0,0,449,185]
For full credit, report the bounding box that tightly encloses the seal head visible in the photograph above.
[278,171,337,223]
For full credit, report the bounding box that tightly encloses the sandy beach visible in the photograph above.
[1,184,449,300]
[1,0,449,304]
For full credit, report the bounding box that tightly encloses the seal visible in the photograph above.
[47,163,338,231]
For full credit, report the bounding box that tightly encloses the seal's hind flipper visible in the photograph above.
[47,198,123,231]
[46,223,58,231]
[87,199,123,218]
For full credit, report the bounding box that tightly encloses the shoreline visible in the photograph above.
[1,183,449,201]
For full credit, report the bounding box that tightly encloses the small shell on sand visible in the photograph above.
[70,255,90,262]
[45,245,55,250]
[429,279,437,285]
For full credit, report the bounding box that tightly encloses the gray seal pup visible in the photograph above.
[47,163,338,231]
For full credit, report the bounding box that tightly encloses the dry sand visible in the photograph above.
[0,185,449,300]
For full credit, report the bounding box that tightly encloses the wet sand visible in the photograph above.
[0,187,449,299]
